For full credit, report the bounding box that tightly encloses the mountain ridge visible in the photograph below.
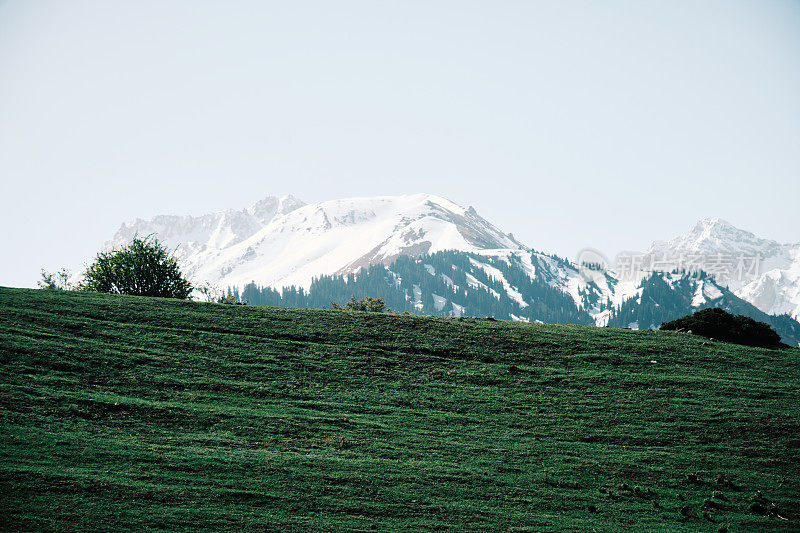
[106,193,526,291]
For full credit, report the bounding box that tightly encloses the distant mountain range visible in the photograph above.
[105,194,800,345]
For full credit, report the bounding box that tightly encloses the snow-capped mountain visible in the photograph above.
[106,194,526,291]
[640,218,800,319]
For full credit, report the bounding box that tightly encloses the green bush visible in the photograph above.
[329,296,388,313]
[79,235,193,299]
[660,308,782,348]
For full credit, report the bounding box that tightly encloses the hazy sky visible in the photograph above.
[1,1,799,288]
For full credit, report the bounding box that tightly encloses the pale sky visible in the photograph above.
[1,1,799,288]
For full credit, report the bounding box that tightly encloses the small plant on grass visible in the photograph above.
[217,294,248,305]
[37,268,75,290]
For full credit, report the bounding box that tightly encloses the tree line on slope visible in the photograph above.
[226,251,594,325]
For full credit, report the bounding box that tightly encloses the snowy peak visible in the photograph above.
[273,193,522,249]
[648,217,780,256]
[246,194,306,224]
[642,217,800,319]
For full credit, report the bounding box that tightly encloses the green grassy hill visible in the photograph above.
[1,287,798,531]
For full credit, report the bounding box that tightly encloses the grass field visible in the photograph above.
[1,287,798,531]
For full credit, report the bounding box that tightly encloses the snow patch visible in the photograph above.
[468,257,529,308]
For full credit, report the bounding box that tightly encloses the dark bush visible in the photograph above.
[329,296,388,313]
[748,502,767,515]
[660,308,783,348]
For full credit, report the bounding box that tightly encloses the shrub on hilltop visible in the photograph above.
[660,307,783,348]
[78,235,192,299]
[329,296,388,313]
